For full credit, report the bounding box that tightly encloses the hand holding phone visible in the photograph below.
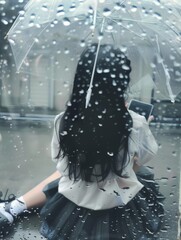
[128,99,154,120]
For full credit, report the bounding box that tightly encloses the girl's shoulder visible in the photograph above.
[54,112,64,123]
[53,112,64,130]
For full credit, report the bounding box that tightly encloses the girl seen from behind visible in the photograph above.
[0,44,164,239]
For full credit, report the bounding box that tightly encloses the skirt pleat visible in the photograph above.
[40,174,165,240]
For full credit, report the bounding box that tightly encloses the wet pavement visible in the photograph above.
[0,118,180,240]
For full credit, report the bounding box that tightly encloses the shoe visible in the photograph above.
[0,202,14,236]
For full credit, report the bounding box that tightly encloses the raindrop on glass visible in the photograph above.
[57,10,65,17]
[80,40,86,47]
[70,3,76,12]
[131,5,138,13]
[111,74,116,79]
[42,5,48,11]
[122,64,130,71]
[103,8,111,17]
[172,151,177,157]
[8,39,16,46]
[153,12,162,20]
[107,152,114,156]
[60,131,68,136]
[114,3,121,11]
[63,17,71,26]
[120,46,127,52]
[103,69,110,73]
[1,19,8,25]
[97,67,103,74]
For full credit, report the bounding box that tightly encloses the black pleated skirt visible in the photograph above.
[40,168,165,240]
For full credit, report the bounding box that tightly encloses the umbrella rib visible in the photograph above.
[15,24,50,71]
[109,18,144,39]
[155,35,175,102]
[109,17,157,25]
[92,0,98,33]
[108,0,127,16]
[163,21,181,37]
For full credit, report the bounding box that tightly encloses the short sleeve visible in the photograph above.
[51,112,64,161]
[129,111,158,166]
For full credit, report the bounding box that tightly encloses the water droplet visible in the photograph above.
[102,109,106,114]
[103,8,111,17]
[114,3,121,11]
[111,74,116,79]
[70,3,76,12]
[80,40,86,47]
[1,19,8,25]
[52,40,57,45]
[103,69,110,73]
[119,73,124,79]
[107,152,114,156]
[64,48,70,54]
[98,32,103,41]
[67,101,72,106]
[42,5,48,11]
[172,151,177,157]
[57,10,65,17]
[63,17,71,26]
[160,177,168,183]
[8,39,16,46]
[60,131,68,136]
[154,12,162,20]
[79,90,84,94]
[106,24,113,31]
[57,4,64,11]
[131,5,138,13]
[30,13,35,19]
[120,46,127,52]
[122,64,130,71]
[97,67,103,73]
[28,20,35,27]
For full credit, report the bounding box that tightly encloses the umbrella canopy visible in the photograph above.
[7,0,181,104]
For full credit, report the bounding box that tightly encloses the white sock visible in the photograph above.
[9,196,27,217]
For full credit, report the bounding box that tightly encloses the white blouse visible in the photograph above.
[51,110,158,210]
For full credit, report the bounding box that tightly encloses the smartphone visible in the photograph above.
[128,99,154,120]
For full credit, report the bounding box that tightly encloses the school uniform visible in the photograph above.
[40,111,164,240]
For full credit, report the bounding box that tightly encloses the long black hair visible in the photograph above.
[56,44,133,182]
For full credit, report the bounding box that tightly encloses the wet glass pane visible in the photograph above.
[0,0,181,239]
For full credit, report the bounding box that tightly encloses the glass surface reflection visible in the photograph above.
[0,1,181,239]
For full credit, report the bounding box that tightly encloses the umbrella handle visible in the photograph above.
[85,18,105,108]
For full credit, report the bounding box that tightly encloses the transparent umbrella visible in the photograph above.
[7,0,181,105]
